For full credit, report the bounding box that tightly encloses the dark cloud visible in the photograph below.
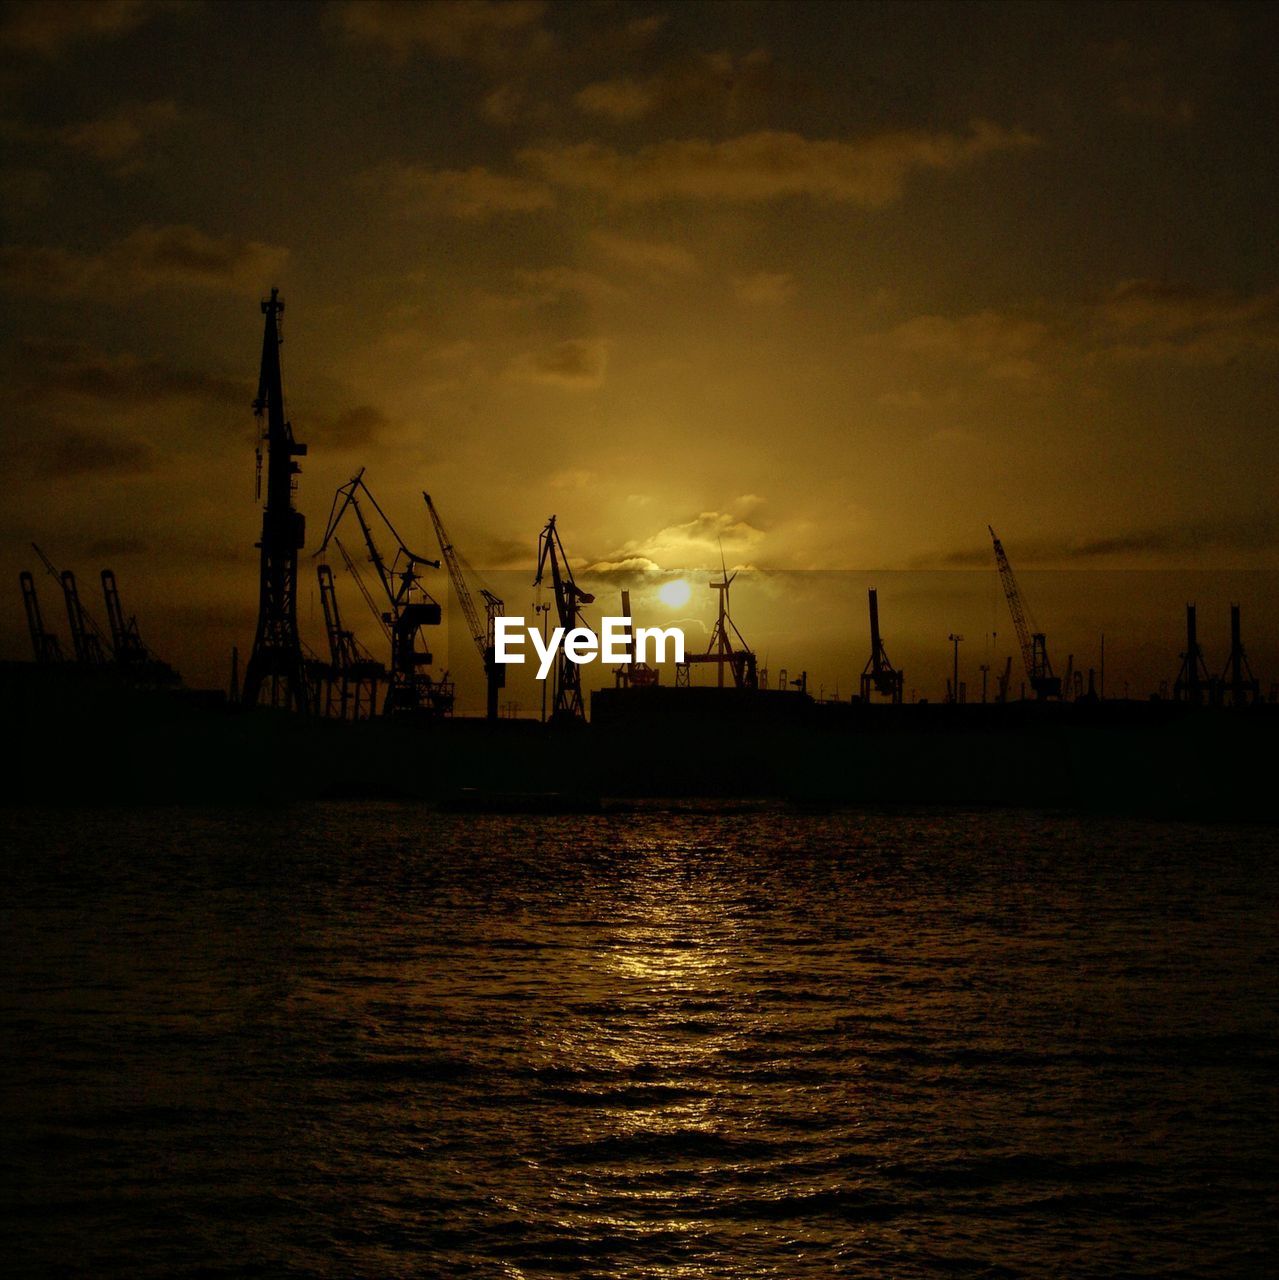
[335,0,550,67]
[368,162,554,219]
[520,122,1040,206]
[59,99,179,170]
[0,225,289,298]
[31,428,152,478]
[308,404,389,448]
[14,338,246,406]
[505,338,608,389]
[0,0,160,55]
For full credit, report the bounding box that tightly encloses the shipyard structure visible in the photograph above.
[6,292,1276,817]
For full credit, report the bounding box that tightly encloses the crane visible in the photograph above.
[859,588,902,702]
[676,545,757,689]
[33,544,106,666]
[100,570,149,665]
[20,570,62,663]
[315,562,384,719]
[318,469,452,716]
[424,492,505,722]
[988,526,1060,699]
[534,515,593,722]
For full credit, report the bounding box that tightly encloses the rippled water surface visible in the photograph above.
[2,803,1276,1277]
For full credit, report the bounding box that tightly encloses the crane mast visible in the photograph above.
[534,516,593,722]
[424,493,505,722]
[241,288,311,714]
[20,571,62,663]
[860,588,903,702]
[988,525,1059,699]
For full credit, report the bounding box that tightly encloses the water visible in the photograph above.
[2,803,1276,1278]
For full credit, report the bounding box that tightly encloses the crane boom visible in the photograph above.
[33,544,106,666]
[988,526,1059,699]
[424,493,505,721]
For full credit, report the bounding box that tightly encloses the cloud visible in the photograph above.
[507,266,622,306]
[936,511,1279,567]
[505,337,608,389]
[520,122,1038,206]
[594,507,768,572]
[335,0,549,65]
[574,48,775,122]
[30,427,152,478]
[309,404,389,448]
[732,271,795,306]
[0,0,160,55]
[590,230,697,278]
[0,165,49,210]
[372,163,554,218]
[886,309,1051,380]
[1094,278,1279,363]
[0,225,289,298]
[59,99,179,169]
[13,338,246,405]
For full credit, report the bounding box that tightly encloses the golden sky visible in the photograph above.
[2,0,1277,703]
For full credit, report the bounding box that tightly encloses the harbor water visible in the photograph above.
[2,803,1276,1277]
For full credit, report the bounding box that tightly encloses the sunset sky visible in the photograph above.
[3,0,1278,706]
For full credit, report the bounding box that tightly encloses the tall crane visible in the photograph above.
[534,515,593,722]
[860,588,903,702]
[19,571,62,663]
[242,288,311,715]
[318,470,452,716]
[424,493,505,722]
[988,526,1060,699]
[316,562,384,719]
[33,544,106,666]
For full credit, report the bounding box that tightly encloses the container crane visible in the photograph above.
[19,571,62,663]
[424,492,505,722]
[317,469,452,716]
[99,569,179,684]
[33,544,106,667]
[315,562,384,719]
[988,526,1060,699]
[534,515,593,722]
[859,588,903,703]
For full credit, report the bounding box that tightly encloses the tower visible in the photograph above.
[241,288,311,713]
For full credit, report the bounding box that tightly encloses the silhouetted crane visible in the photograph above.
[33,544,106,667]
[425,492,505,722]
[534,515,593,722]
[988,526,1060,699]
[19,570,62,663]
[315,562,384,719]
[318,470,451,716]
[860,588,902,702]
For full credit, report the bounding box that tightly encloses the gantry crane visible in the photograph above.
[20,570,62,663]
[316,562,385,719]
[534,515,593,722]
[424,492,505,722]
[988,526,1060,699]
[859,588,903,702]
[100,570,148,665]
[318,469,452,716]
[33,544,106,666]
[99,569,179,683]
[613,589,658,688]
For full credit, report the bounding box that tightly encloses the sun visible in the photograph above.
[658,578,691,608]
